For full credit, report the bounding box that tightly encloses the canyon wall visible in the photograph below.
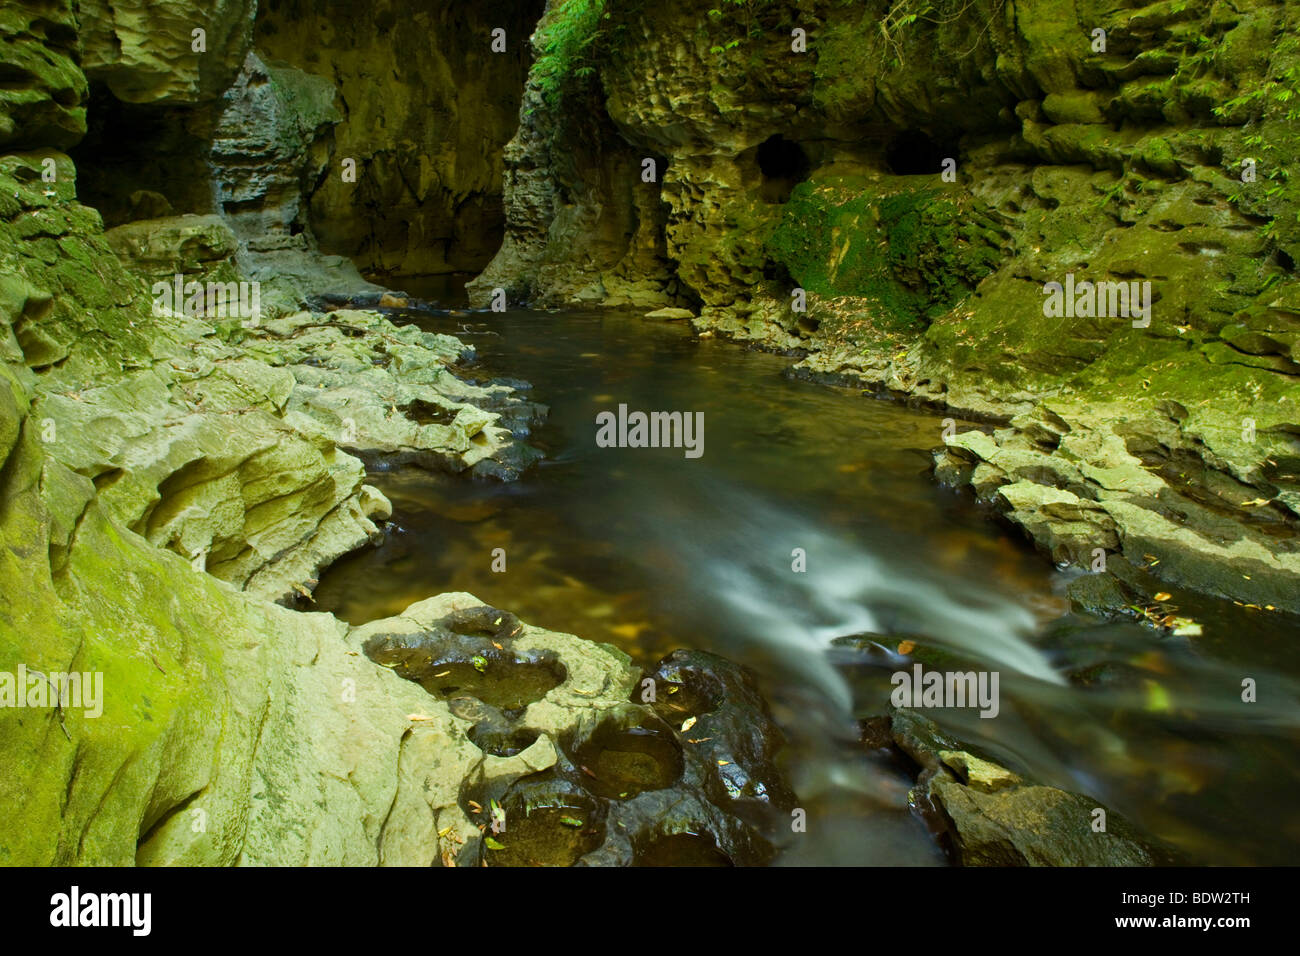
[475,0,1300,611]
[253,0,545,284]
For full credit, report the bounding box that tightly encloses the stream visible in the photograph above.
[314,296,1300,866]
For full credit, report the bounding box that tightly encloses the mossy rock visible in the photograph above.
[766,178,1005,329]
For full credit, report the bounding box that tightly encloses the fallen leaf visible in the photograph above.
[1143,679,1172,713]
[484,837,506,850]
[1153,592,1172,603]
[717,760,730,766]
[681,716,697,733]
[438,826,453,838]
[467,800,483,813]
[559,816,584,828]
[897,640,916,655]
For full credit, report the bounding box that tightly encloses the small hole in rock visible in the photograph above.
[886,129,958,176]
[571,718,683,799]
[756,134,810,203]
[468,724,540,758]
[478,776,604,867]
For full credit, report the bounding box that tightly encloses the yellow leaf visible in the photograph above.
[717,760,730,766]
[1153,592,1171,602]
[1143,679,1172,713]
[897,640,916,655]
[681,716,697,733]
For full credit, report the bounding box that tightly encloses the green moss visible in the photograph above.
[766,178,1003,329]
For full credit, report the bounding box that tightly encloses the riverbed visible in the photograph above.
[314,302,1300,866]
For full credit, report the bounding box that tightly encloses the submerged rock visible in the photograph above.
[889,709,1178,867]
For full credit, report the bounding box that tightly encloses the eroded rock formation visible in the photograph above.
[477,0,1300,610]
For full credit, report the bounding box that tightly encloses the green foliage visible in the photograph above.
[532,0,609,108]
[706,0,769,58]
[877,0,998,70]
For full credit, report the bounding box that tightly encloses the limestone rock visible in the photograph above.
[0,1,87,150]
[254,0,544,281]
[892,709,1174,867]
[77,0,257,105]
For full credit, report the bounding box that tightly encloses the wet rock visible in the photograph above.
[644,650,799,818]
[644,307,696,321]
[351,596,798,867]
[1066,572,1132,618]
[891,709,1178,866]
[250,308,545,479]
[383,640,803,867]
[363,606,567,712]
[934,410,1300,613]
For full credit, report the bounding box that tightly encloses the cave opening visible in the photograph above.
[885,128,959,176]
[254,0,549,292]
[756,134,811,204]
[68,84,215,228]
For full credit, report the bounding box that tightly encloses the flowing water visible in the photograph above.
[315,298,1300,866]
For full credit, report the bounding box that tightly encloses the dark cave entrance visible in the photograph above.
[885,128,959,176]
[756,134,811,204]
[68,84,215,228]
[254,0,550,289]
